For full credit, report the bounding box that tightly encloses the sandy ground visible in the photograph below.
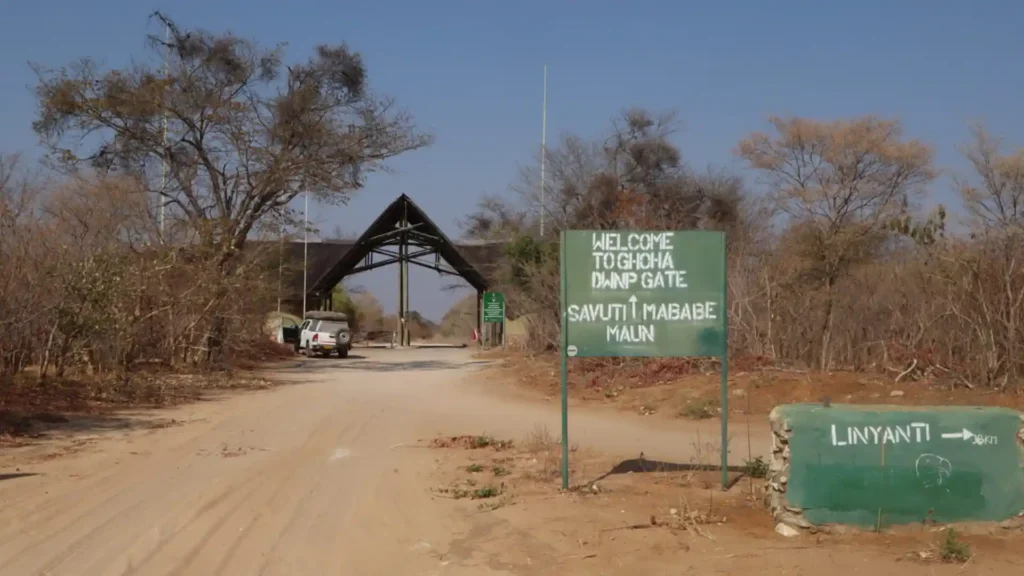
[0,347,1019,575]
[0,347,752,575]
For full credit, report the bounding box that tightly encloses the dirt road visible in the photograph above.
[0,347,758,575]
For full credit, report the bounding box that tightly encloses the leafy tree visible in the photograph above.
[463,108,745,349]
[30,13,429,358]
[330,285,359,330]
[31,12,430,271]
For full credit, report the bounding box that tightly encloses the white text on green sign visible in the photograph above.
[566,231,719,345]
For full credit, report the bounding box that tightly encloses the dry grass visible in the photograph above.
[0,370,277,440]
[521,425,562,482]
[487,352,1024,421]
[937,529,973,563]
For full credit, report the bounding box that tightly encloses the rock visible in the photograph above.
[999,519,1022,530]
[770,415,792,435]
[410,541,432,552]
[889,390,905,398]
[784,505,804,514]
[825,524,852,536]
[670,508,679,516]
[590,483,600,494]
[775,523,801,538]
[776,511,813,529]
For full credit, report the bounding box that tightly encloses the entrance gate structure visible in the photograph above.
[300,194,499,346]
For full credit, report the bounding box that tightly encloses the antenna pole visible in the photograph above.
[277,232,283,316]
[158,22,169,239]
[539,64,548,237]
[302,191,309,316]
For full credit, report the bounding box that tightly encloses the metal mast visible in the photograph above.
[539,64,548,237]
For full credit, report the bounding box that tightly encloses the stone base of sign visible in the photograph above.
[766,405,1024,535]
[766,407,817,533]
[1019,412,1024,513]
[1019,412,1024,449]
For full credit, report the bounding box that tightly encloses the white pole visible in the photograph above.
[276,232,284,342]
[539,64,548,237]
[302,191,309,316]
[277,232,283,316]
[158,23,169,239]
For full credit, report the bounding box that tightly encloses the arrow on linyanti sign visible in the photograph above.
[941,428,975,441]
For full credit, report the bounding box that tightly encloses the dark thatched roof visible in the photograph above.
[248,195,506,301]
[311,194,494,293]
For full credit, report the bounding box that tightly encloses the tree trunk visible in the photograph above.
[819,276,835,371]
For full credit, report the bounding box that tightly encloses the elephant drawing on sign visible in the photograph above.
[915,454,952,489]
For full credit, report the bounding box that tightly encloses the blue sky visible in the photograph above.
[2,1,1023,321]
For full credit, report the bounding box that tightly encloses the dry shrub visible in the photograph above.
[0,171,283,406]
[521,424,563,481]
[461,110,1024,392]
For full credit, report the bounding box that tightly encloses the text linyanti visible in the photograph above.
[830,423,931,446]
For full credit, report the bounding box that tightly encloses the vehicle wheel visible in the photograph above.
[338,347,349,359]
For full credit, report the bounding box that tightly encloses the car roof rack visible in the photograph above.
[304,311,349,321]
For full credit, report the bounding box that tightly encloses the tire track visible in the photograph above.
[162,410,369,575]
[0,389,287,545]
[250,412,378,576]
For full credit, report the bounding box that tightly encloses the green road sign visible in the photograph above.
[561,230,726,357]
[482,292,505,323]
[777,403,1024,526]
[559,230,729,490]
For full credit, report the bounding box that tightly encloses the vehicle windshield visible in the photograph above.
[317,321,348,333]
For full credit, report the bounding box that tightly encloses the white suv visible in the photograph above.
[299,311,352,358]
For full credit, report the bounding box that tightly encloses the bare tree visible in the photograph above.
[0,155,44,377]
[926,126,1024,387]
[959,125,1024,233]
[737,116,935,369]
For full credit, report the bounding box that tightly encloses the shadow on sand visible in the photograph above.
[0,472,40,482]
[582,456,750,490]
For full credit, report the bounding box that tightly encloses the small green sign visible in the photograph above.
[482,292,505,323]
[561,230,726,357]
